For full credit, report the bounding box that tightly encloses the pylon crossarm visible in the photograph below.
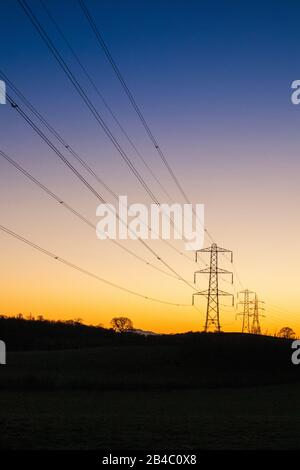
[216,268,232,274]
[197,246,213,253]
[192,290,209,305]
[197,268,211,274]
[216,247,233,262]
[195,290,210,297]
[218,271,234,284]
[195,247,212,262]
[218,290,233,296]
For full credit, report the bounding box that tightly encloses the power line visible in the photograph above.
[0,223,191,307]
[10,0,207,264]
[39,0,174,204]
[1,144,289,331]
[2,2,289,330]
[6,95,198,292]
[263,303,300,324]
[1,74,199,265]
[78,0,191,205]
[0,148,181,281]
[0,70,119,200]
[18,0,160,205]
[22,0,199,255]
[18,0,250,307]
[77,0,233,261]
[22,0,249,289]
[78,0,219,247]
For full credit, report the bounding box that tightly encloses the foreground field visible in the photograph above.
[0,334,298,390]
[1,384,300,449]
[0,333,299,449]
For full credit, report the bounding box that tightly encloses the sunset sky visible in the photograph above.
[0,0,299,334]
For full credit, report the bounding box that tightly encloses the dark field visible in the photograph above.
[1,385,300,449]
[0,331,300,449]
[0,333,298,390]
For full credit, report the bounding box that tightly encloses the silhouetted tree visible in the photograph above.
[0,315,113,350]
[110,316,133,333]
[278,327,295,339]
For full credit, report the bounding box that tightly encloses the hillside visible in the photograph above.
[1,317,300,450]
[0,316,298,390]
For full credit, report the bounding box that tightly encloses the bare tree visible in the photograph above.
[278,327,295,339]
[110,317,133,333]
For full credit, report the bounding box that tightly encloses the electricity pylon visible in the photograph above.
[237,289,255,333]
[250,294,265,334]
[192,243,234,333]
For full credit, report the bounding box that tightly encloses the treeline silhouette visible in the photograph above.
[0,314,161,350]
[0,313,295,358]
[0,314,116,350]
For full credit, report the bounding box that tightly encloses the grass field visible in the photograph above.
[1,384,300,449]
[0,333,299,449]
[0,334,298,390]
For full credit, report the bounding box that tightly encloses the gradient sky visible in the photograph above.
[0,0,299,334]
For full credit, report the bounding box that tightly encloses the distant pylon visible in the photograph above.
[250,294,265,335]
[237,289,254,333]
[192,243,234,333]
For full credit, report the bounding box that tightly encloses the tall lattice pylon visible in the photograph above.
[251,294,265,334]
[192,243,234,332]
[237,289,254,333]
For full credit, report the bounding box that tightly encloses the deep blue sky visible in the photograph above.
[2,0,300,142]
